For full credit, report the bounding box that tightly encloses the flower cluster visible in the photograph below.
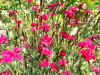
[0,47,22,63]
[78,38,96,61]
[64,6,78,18]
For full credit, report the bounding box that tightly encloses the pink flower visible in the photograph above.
[71,35,76,40]
[51,67,56,72]
[31,22,37,27]
[78,41,86,48]
[15,20,22,24]
[87,43,95,51]
[84,9,93,14]
[30,27,36,32]
[41,14,48,20]
[25,0,32,3]
[40,59,49,67]
[85,38,95,51]
[48,12,57,16]
[64,10,75,18]
[69,6,78,12]
[85,38,92,45]
[1,50,14,63]
[50,62,56,68]
[50,62,56,72]
[78,38,95,51]
[8,10,13,15]
[59,50,66,56]
[39,22,50,32]
[12,47,22,61]
[48,12,53,15]
[14,54,22,61]
[39,34,52,46]
[12,47,21,54]
[0,47,22,63]
[59,3,64,7]
[0,58,3,63]
[32,5,38,10]
[48,3,58,8]
[0,71,10,75]
[78,49,96,61]
[91,66,99,74]
[58,59,67,66]
[61,70,71,75]
[92,34,99,39]
[41,47,52,58]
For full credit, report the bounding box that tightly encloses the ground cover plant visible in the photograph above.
[0,0,100,75]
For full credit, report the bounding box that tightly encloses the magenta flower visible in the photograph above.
[61,70,71,75]
[39,22,50,32]
[50,62,56,68]
[50,62,56,72]
[69,6,78,12]
[0,71,10,75]
[41,47,52,58]
[78,41,86,48]
[92,34,99,39]
[31,22,37,27]
[91,66,99,75]
[32,5,39,10]
[30,27,36,32]
[58,58,67,67]
[14,54,22,62]
[15,20,22,24]
[40,59,49,67]
[25,0,32,3]
[78,49,96,61]
[12,47,22,61]
[0,58,3,63]
[59,3,64,7]
[48,12,53,15]
[1,50,14,63]
[84,9,93,14]
[12,47,21,54]
[0,47,22,63]
[39,34,52,46]
[48,12,57,16]
[41,14,48,20]
[51,67,56,72]
[78,38,95,51]
[85,38,95,51]
[64,10,75,18]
